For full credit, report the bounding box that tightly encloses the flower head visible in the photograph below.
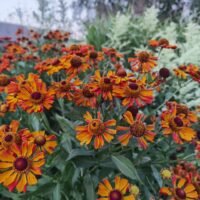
[113,77,154,107]
[149,38,177,49]
[91,70,115,101]
[73,83,97,108]
[117,111,155,149]
[97,176,135,200]
[29,131,57,154]
[18,73,55,113]
[128,51,157,73]
[0,142,45,192]
[160,177,198,199]
[76,112,116,149]
[161,105,196,144]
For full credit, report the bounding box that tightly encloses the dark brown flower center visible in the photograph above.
[127,106,138,118]
[61,81,67,85]
[31,92,43,103]
[129,83,139,90]
[176,188,186,199]
[158,38,169,47]
[31,92,42,100]
[197,130,200,140]
[88,119,105,135]
[104,78,111,84]
[159,68,170,78]
[130,122,146,137]
[109,190,122,200]
[14,157,28,171]
[52,58,60,65]
[0,74,10,86]
[89,51,98,59]
[116,68,127,77]
[82,87,94,98]
[138,51,150,62]
[4,134,13,142]
[34,135,46,146]
[70,56,82,68]
[174,117,183,127]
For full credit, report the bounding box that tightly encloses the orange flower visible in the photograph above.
[5,43,26,55]
[0,143,45,192]
[5,74,26,112]
[173,66,187,79]
[113,78,154,107]
[149,38,177,49]
[91,70,114,101]
[160,106,196,144]
[34,58,63,75]
[0,57,11,73]
[62,44,92,57]
[76,112,116,149]
[166,102,198,125]
[18,73,55,113]
[117,111,155,149]
[111,67,128,85]
[102,47,123,63]
[86,50,104,65]
[160,177,198,199]
[97,176,135,200]
[61,54,89,75]
[51,76,81,100]
[0,101,8,117]
[0,74,10,93]
[128,51,157,73]
[0,120,31,153]
[29,131,57,154]
[73,83,97,108]
[183,64,200,83]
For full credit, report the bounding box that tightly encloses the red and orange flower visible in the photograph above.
[160,177,198,199]
[51,76,81,100]
[0,142,45,192]
[166,102,198,126]
[76,112,116,149]
[91,70,115,101]
[73,83,97,108]
[61,54,89,75]
[0,74,10,93]
[0,120,30,153]
[35,58,64,75]
[117,111,155,149]
[18,73,55,113]
[160,105,196,144]
[5,74,26,111]
[149,38,177,49]
[113,78,154,107]
[29,131,57,154]
[97,176,136,200]
[128,51,157,73]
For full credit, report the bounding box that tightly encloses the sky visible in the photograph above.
[0,0,38,25]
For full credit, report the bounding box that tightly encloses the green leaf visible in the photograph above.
[112,155,142,184]
[67,149,95,161]
[53,183,61,200]
[151,165,163,187]
[55,114,75,134]
[29,114,40,131]
[84,174,96,200]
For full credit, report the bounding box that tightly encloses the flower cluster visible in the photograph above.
[0,29,199,199]
[160,162,200,199]
[0,120,57,192]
